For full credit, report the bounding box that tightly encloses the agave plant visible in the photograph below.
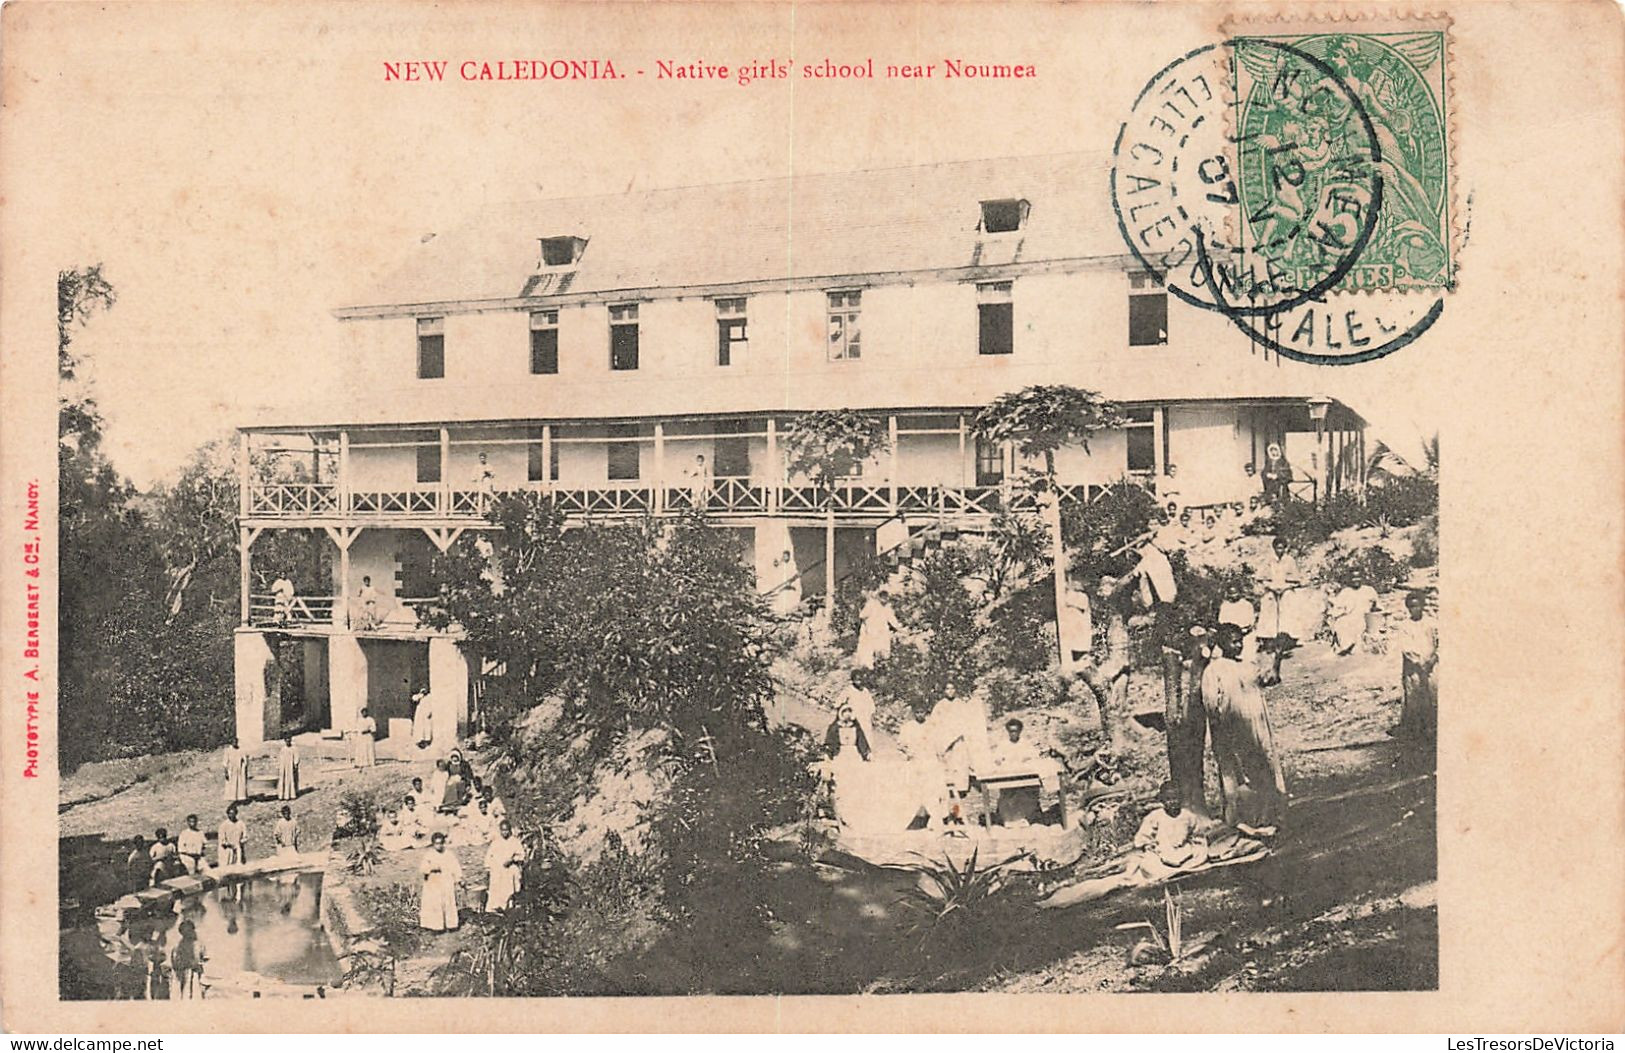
[345,836,384,876]
[1114,887,1216,966]
[898,847,1028,948]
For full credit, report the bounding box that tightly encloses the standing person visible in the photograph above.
[686,453,713,510]
[222,740,249,804]
[418,831,463,932]
[1260,442,1293,504]
[1201,623,1288,834]
[171,919,207,1000]
[276,737,301,800]
[144,931,172,1000]
[348,707,377,768]
[356,575,381,630]
[769,549,803,617]
[484,820,525,914]
[124,835,151,891]
[1057,571,1094,671]
[273,805,300,858]
[1328,572,1379,655]
[1257,536,1306,685]
[217,805,247,867]
[427,758,452,809]
[1394,590,1439,739]
[835,669,877,743]
[411,688,435,750]
[472,451,498,513]
[854,586,902,669]
[175,814,207,874]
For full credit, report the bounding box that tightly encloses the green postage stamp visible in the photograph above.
[1229,20,1454,293]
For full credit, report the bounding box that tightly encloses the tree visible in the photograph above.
[780,409,889,613]
[972,386,1125,662]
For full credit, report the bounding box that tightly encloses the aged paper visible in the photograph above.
[1,0,1622,1034]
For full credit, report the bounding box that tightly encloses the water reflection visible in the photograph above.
[144,872,340,986]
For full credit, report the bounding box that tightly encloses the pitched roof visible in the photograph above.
[342,152,1122,313]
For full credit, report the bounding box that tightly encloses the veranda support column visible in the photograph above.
[328,632,367,733]
[887,414,899,514]
[233,628,281,748]
[429,636,470,746]
[765,417,779,514]
[653,422,666,515]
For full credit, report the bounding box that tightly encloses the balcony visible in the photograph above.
[240,478,1126,525]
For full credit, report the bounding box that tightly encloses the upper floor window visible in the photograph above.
[974,435,1005,486]
[415,432,442,484]
[529,310,559,375]
[606,422,641,481]
[980,198,1029,233]
[977,281,1014,356]
[1125,407,1156,473]
[609,303,640,371]
[539,236,586,267]
[1129,272,1169,346]
[417,317,445,379]
[715,298,748,366]
[827,290,862,361]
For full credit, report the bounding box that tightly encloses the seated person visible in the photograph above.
[441,768,469,813]
[426,761,451,811]
[479,785,507,823]
[410,792,443,837]
[451,798,495,846]
[1129,781,1208,876]
[378,808,415,852]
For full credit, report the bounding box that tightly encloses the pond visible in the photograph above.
[110,871,342,993]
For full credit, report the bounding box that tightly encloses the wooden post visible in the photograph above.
[542,424,553,492]
[338,430,350,516]
[239,526,253,625]
[825,502,836,616]
[887,414,899,514]
[1000,441,1014,506]
[238,431,250,518]
[1152,405,1167,477]
[439,427,451,516]
[765,417,778,514]
[957,414,968,487]
[653,421,666,514]
[340,539,352,629]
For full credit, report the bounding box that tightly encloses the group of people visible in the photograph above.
[369,750,527,929]
[128,798,288,893]
[817,671,1065,834]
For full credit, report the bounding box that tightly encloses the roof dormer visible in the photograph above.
[979,198,1029,234]
[538,235,588,268]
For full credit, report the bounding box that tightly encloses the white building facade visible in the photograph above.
[233,153,1367,747]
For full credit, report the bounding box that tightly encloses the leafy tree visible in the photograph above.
[780,409,889,612]
[970,385,1124,481]
[973,385,1126,664]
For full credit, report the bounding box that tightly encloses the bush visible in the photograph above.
[1367,475,1439,528]
[337,788,384,838]
[1410,514,1439,568]
[1061,479,1158,580]
[1320,546,1411,592]
[985,581,1056,675]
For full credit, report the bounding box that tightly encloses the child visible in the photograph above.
[378,808,415,852]
[1129,780,1208,877]
[217,805,247,867]
[273,805,300,857]
[175,814,207,874]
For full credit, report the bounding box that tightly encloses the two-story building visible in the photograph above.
[233,152,1368,748]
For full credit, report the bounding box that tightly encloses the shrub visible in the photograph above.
[1410,514,1439,568]
[985,581,1056,675]
[1062,479,1158,580]
[1367,474,1439,528]
[337,788,384,838]
[1320,546,1411,592]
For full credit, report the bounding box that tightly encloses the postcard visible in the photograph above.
[1,0,1621,1034]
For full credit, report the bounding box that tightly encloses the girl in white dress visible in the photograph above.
[418,832,463,931]
[483,820,525,914]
